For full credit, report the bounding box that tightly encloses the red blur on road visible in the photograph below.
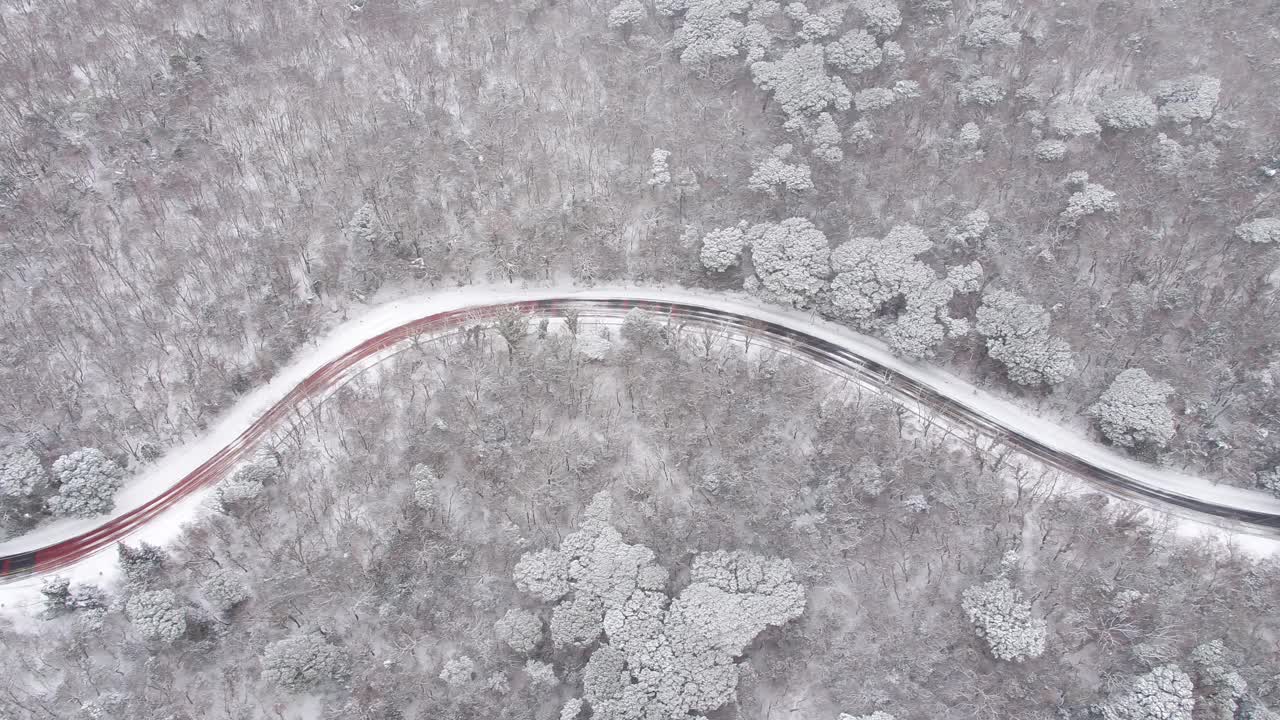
[4,295,1278,581]
[0,300,538,580]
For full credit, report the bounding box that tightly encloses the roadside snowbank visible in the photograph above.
[2,283,1276,615]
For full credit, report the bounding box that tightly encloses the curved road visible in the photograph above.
[3,295,1278,580]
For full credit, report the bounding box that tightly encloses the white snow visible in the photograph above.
[2,282,1276,615]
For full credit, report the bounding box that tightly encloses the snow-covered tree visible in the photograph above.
[1103,665,1195,720]
[976,290,1075,386]
[46,448,124,518]
[947,261,984,293]
[76,612,112,640]
[963,4,1018,48]
[347,202,388,249]
[959,76,1005,107]
[751,43,852,120]
[401,467,434,515]
[608,0,646,28]
[946,210,990,246]
[960,577,1047,662]
[117,541,166,585]
[495,607,544,654]
[74,585,111,613]
[40,575,108,617]
[1089,368,1175,448]
[515,494,806,720]
[647,148,672,187]
[1049,104,1101,137]
[125,589,187,643]
[215,470,264,507]
[784,2,842,40]
[745,218,831,306]
[1235,218,1280,244]
[202,568,251,611]
[957,121,982,148]
[38,576,74,616]
[514,548,572,601]
[840,713,897,720]
[748,144,814,195]
[700,225,748,272]
[1191,640,1248,720]
[604,555,801,715]
[854,0,900,37]
[262,633,350,691]
[1152,133,1191,175]
[1064,170,1091,189]
[583,644,630,705]
[0,445,46,499]
[621,307,669,348]
[553,596,609,650]
[586,550,804,719]
[344,202,395,297]
[880,39,904,64]
[496,309,530,357]
[439,655,477,687]
[748,0,780,19]
[854,87,897,113]
[656,0,688,16]
[1061,182,1119,226]
[1033,139,1067,161]
[524,659,557,687]
[824,29,881,74]
[1097,92,1158,130]
[847,119,875,147]
[561,698,584,720]
[533,494,668,647]
[738,20,772,62]
[1153,75,1220,124]
[672,0,749,66]
[902,494,929,513]
[782,111,846,165]
[892,79,920,99]
[485,670,509,693]
[826,225,975,358]
[808,112,844,163]
[216,449,280,509]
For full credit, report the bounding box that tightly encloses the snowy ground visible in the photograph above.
[2,282,1277,615]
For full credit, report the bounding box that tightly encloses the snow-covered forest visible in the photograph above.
[2,0,1280,716]
[2,0,1280,535]
[2,317,1277,719]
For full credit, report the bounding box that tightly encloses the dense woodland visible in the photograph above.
[1,0,1279,512]
[1,317,1277,720]
[1,0,1279,716]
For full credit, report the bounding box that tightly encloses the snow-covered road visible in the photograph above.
[2,284,1276,611]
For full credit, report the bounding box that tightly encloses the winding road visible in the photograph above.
[4,292,1279,582]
